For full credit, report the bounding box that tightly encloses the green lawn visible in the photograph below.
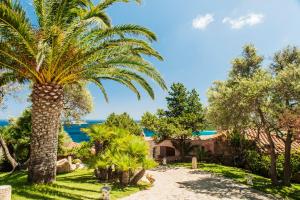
[0,169,148,200]
[172,162,300,200]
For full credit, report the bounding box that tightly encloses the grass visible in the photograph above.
[172,162,300,200]
[0,169,149,200]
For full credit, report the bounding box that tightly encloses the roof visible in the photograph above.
[245,129,300,153]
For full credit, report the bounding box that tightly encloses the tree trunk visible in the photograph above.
[94,141,102,155]
[283,131,293,186]
[179,139,185,162]
[107,167,114,181]
[130,169,146,185]
[95,168,108,181]
[0,135,18,171]
[257,108,278,186]
[120,171,130,186]
[266,132,279,186]
[28,83,64,184]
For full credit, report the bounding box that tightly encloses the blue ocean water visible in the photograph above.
[63,120,103,142]
[143,128,217,137]
[0,119,102,143]
[0,120,217,143]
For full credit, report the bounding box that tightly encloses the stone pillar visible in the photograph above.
[162,157,167,165]
[192,156,197,169]
[67,156,72,164]
[0,185,11,200]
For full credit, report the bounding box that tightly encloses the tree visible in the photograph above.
[0,0,165,183]
[105,113,142,135]
[207,45,280,184]
[207,44,300,186]
[270,46,300,186]
[63,83,93,122]
[142,83,204,160]
[164,83,189,117]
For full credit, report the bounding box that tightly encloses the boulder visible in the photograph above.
[57,159,73,174]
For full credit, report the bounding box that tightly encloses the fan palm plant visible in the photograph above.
[0,0,166,183]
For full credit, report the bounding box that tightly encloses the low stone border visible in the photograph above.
[0,185,11,200]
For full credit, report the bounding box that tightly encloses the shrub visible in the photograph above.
[245,150,270,177]
[81,124,156,186]
[277,151,300,178]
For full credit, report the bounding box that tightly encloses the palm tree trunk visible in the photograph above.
[130,169,146,185]
[120,171,130,186]
[28,83,63,184]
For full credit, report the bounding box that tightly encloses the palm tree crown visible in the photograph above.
[0,0,166,184]
[0,0,166,100]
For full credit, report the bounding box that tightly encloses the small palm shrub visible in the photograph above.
[81,124,156,186]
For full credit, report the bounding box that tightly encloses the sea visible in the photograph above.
[0,120,217,143]
[0,119,102,143]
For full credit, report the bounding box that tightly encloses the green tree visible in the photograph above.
[207,45,279,185]
[142,83,204,160]
[63,83,94,122]
[229,44,262,79]
[0,0,165,183]
[207,44,300,186]
[105,113,142,135]
[140,112,159,133]
[270,46,300,186]
[164,83,189,117]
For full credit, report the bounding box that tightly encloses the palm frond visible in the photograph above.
[90,78,109,102]
[0,1,36,55]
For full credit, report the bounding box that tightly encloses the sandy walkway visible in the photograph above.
[121,167,277,200]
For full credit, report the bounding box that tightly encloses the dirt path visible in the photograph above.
[121,167,277,200]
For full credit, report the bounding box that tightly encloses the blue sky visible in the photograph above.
[1,0,300,120]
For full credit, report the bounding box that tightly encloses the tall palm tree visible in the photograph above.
[0,0,166,183]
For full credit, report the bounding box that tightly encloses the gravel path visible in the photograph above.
[121,167,277,200]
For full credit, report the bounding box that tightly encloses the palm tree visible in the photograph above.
[0,0,166,183]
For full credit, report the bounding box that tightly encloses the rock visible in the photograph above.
[146,174,155,184]
[56,158,74,174]
[0,185,11,200]
[77,163,86,169]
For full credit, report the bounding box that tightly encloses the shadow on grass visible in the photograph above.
[0,170,147,200]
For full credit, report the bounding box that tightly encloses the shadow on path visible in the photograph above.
[177,176,277,200]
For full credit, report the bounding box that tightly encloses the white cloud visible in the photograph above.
[222,13,264,29]
[192,14,214,30]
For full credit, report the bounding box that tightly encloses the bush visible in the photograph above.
[277,151,300,178]
[245,150,270,177]
[81,124,156,186]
